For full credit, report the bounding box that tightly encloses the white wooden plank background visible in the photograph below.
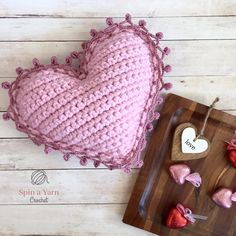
[1,0,235,17]
[0,41,236,77]
[0,1,235,235]
[1,17,236,41]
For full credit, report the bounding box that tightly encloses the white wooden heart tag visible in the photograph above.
[171,97,219,161]
[181,127,209,154]
[172,123,210,161]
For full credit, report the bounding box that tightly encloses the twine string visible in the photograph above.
[194,97,219,141]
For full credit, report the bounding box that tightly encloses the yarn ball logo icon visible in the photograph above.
[31,170,49,185]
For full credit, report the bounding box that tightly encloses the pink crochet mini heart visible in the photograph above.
[2,14,171,171]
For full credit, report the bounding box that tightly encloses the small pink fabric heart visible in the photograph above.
[169,164,202,187]
[1,15,171,171]
[212,188,236,208]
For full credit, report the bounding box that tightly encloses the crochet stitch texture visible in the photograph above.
[1,14,171,172]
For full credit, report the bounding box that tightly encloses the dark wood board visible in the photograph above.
[123,93,236,236]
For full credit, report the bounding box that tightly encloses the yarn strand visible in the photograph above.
[194,97,219,141]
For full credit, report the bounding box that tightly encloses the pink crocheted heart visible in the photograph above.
[2,15,171,171]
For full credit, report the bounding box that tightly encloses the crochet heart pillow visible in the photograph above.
[1,14,171,172]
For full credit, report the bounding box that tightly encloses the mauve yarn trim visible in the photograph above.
[1,14,171,172]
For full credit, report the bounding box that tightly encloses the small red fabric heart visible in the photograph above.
[229,150,236,169]
[166,208,188,229]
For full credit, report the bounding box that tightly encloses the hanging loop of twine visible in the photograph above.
[194,97,219,141]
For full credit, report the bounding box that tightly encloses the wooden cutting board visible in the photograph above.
[123,93,236,236]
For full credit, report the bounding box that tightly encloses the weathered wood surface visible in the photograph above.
[0,41,235,77]
[0,17,236,41]
[1,0,235,17]
[0,1,235,235]
[0,169,138,204]
[0,204,155,236]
